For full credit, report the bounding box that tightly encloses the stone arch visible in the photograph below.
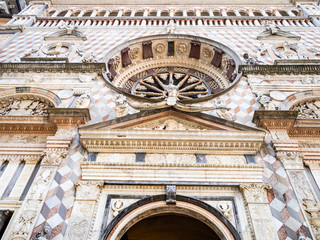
[103,34,242,103]
[101,195,241,240]
[279,90,320,110]
[0,87,61,116]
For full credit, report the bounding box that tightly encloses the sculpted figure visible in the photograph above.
[166,20,176,34]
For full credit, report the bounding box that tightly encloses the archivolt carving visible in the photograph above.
[291,98,320,119]
[112,58,228,91]
[0,95,54,116]
[104,34,241,104]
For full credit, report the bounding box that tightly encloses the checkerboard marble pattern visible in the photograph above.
[0,27,319,64]
[32,132,85,240]
[1,26,316,239]
[261,140,311,240]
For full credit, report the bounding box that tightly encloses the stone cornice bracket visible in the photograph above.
[75,180,104,201]
[240,183,270,204]
[41,150,68,166]
[253,110,298,131]
[48,108,91,127]
[305,161,320,170]
[276,151,304,170]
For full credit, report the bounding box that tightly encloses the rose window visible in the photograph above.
[132,71,210,100]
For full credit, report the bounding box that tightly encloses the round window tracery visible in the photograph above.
[103,35,242,103]
[132,71,211,101]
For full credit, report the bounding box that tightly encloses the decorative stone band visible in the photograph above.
[0,62,106,73]
[80,162,265,183]
[240,62,320,76]
[79,129,265,154]
[0,154,41,164]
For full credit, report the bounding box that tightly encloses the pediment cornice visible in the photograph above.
[79,128,265,154]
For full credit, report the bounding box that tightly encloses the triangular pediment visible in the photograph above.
[80,107,262,132]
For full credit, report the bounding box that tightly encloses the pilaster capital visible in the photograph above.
[304,160,320,170]
[75,180,104,200]
[41,150,68,166]
[240,183,270,204]
[276,151,304,170]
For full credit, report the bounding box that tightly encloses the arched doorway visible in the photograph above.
[101,195,241,240]
[120,214,221,240]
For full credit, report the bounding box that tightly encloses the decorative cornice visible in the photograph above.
[240,64,320,76]
[288,128,320,138]
[0,122,56,134]
[253,110,298,130]
[79,129,265,154]
[0,63,106,73]
[48,108,91,126]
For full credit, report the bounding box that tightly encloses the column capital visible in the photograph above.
[75,181,104,200]
[41,150,68,166]
[276,151,304,170]
[240,183,270,204]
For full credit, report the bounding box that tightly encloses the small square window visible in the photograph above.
[196,153,206,163]
[135,152,146,162]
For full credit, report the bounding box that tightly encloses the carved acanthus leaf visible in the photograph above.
[276,152,304,170]
[240,183,270,204]
[41,151,68,166]
[75,181,104,200]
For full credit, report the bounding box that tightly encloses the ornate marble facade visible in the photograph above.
[0,0,320,239]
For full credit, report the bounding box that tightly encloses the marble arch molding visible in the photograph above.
[101,194,241,240]
[103,34,242,104]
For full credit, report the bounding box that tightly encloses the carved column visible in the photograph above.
[277,152,320,239]
[7,156,40,200]
[0,157,22,197]
[6,150,68,240]
[240,183,276,240]
[64,181,103,240]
